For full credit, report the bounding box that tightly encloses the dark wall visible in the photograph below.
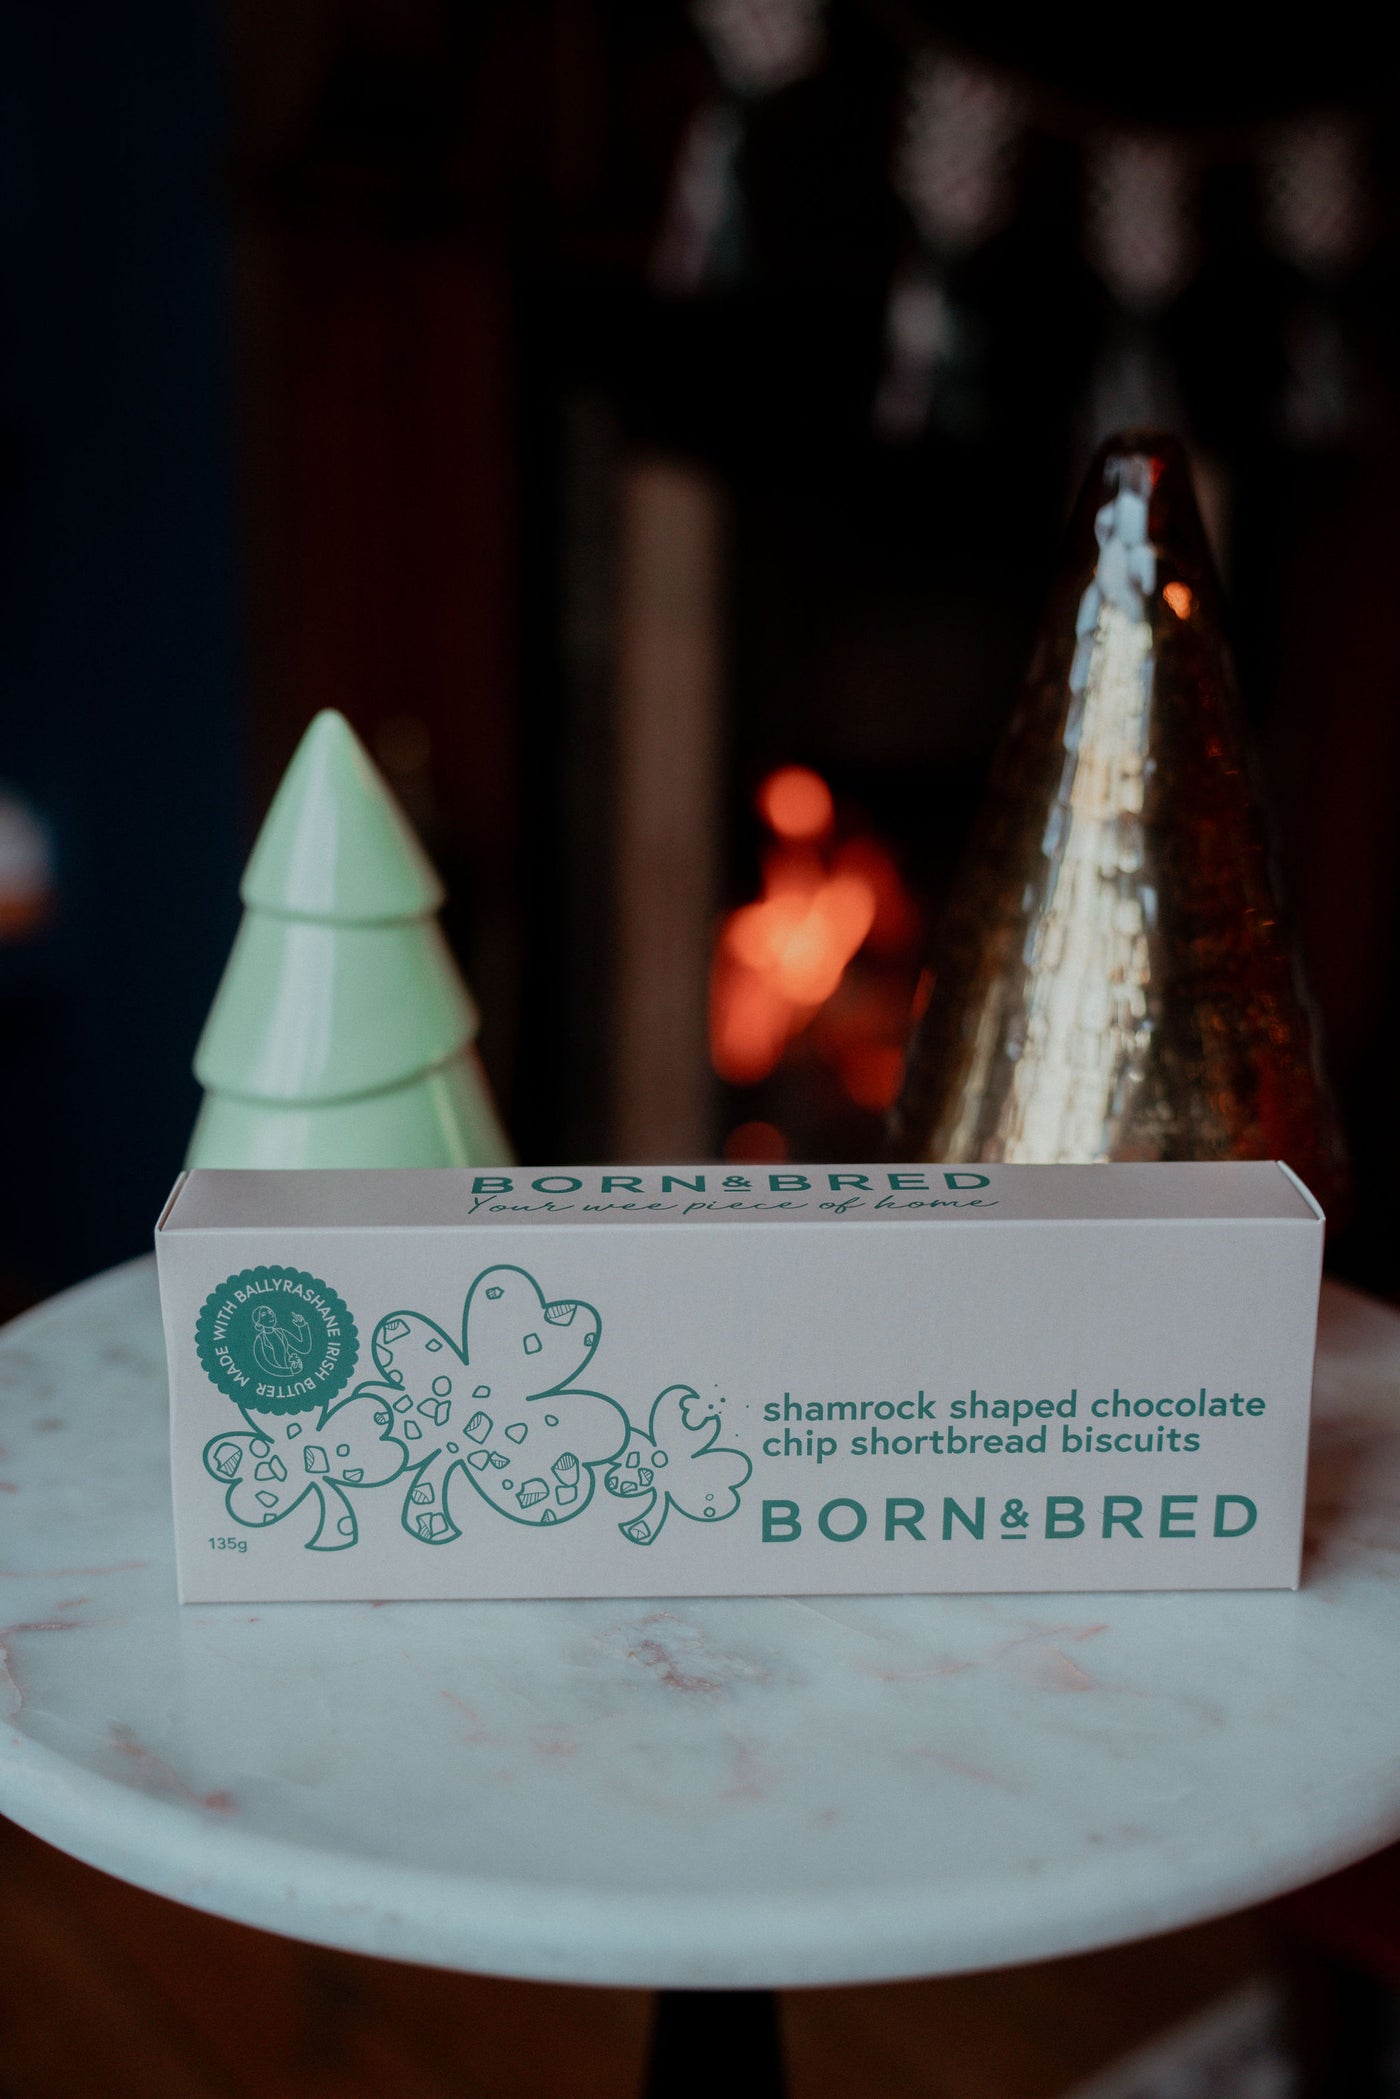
[0,1,242,1298]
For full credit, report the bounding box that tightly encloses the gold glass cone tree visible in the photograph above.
[187,710,513,1168]
[892,431,1345,1209]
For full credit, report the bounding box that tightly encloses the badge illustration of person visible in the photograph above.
[251,1302,314,1377]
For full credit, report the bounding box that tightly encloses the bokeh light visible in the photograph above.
[723,1120,788,1162]
[756,765,835,841]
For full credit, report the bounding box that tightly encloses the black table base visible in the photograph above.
[644,1989,786,2098]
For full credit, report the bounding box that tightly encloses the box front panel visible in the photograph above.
[161,1217,1319,1601]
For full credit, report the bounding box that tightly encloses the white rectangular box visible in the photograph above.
[156,1161,1323,1601]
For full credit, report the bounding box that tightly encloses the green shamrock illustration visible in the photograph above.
[203,1388,408,1550]
[605,1384,751,1546]
[369,1264,631,1544]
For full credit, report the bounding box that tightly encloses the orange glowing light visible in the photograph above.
[724,1120,788,1163]
[709,961,795,1085]
[841,1043,905,1112]
[757,766,834,841]
[1163,582,1194,619]
[722,872,877,1007]
[710,781,922,1098]
[832,837,919,954]
[710,855,879,1085]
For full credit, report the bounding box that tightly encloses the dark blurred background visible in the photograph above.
[4,0,1400,1306]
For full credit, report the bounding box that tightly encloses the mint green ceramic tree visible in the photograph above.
[187,710,513,1168]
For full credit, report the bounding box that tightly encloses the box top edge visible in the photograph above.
[160,1161,1323,1232]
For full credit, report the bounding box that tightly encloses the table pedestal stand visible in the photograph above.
[645,1989,785,2098]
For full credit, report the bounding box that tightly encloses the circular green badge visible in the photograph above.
[196,1266,359,1415]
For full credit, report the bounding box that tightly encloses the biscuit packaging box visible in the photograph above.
[155,1161,1323,1602]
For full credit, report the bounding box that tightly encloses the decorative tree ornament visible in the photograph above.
[877,53,1023,442]
[893,53,1024,258]
[1083,133,1197,316]
[892,432,1347,1211]
[650,101,748,297]
[1078,136,1198,452]
[691,0,827,98]
[652,0,828,296]
[1260,114,1373,452]
[873,259,971,443]
[1261,113,1369,282]
[187,710,513,1169]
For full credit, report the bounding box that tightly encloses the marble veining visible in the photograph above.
[3,1258,1400,1987]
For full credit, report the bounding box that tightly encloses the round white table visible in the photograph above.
[3,1259,1400,2013]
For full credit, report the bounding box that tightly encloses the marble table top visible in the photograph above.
[3,1258,1400,1990]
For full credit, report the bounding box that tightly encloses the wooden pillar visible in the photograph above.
[612,455,726,1161]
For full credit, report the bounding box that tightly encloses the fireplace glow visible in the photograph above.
[710,770,919,1096]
